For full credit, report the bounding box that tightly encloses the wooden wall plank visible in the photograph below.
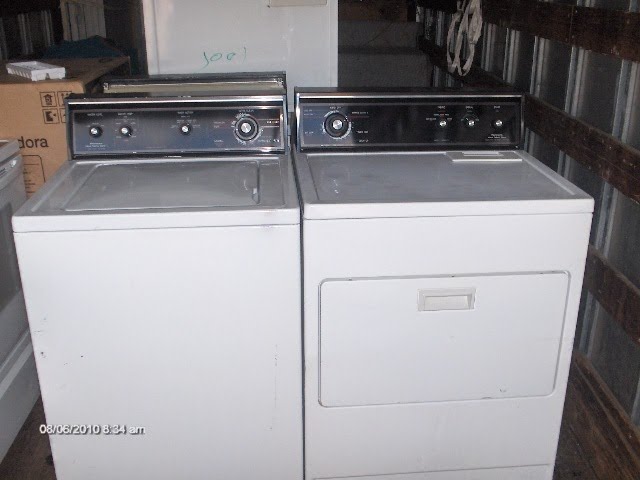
[584,245,640,346]
[525,96,640,204]
[567,354,640,479]
[570,7,640,61]
[441,0,640,64]
[482,0,573,45]
[574,353,640,457]
[565,376,634,478]
[554,424,599,480]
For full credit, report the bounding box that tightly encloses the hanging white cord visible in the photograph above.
[447,0,483,76]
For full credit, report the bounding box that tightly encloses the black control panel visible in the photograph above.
[68,95,286,158]
[295,91,523,151]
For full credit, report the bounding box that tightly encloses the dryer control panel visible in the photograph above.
[68,94,287,158]
[295,90,524,151]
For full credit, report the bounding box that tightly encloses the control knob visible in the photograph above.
[324,113,350,138]
[438,119,448,129]
[180,124,192,135]
[119,125,133,137]
[89,126,102,138]
[462,114,479,128]
[493,119,504,129]
[235,116,259,141]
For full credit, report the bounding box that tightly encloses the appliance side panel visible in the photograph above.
[0,163,28,364]
[0,339,39,463]
[14,225,302,480]
[302,213,591,479]
[0,154,39,462]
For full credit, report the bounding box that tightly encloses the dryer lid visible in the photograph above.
[296,150,594,219]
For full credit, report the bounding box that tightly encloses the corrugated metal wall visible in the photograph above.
[0,0,107,60]
[0,11,55,60]
[60,0,106,41]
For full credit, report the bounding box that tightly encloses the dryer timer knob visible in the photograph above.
[463,115,479,128]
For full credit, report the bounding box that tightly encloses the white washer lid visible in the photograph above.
[65,161,261,211]
[13,156,299,232]
[295,150,594,219]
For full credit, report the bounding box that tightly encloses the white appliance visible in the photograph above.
[294,90,594,480]
[142,0,338,104]
[0,139,40,463]
[13,92,302,479]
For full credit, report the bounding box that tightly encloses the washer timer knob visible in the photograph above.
[324,112,349,138]
[119,125,133,137]
[235,116,259,141]
[89,126,102,138]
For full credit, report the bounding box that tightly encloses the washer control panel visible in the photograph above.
[296,91,523,151]
[69,95,286,157]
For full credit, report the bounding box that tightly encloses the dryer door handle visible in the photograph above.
[417,288,476,312]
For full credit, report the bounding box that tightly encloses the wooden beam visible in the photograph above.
[573,353,640,459]
[583,245,640,346]
[570,6,640,63]
[566,353,640,479]
[418,37,640,204]
[478,0,640,64]
[482,0,573,45]
[525,96,640,204]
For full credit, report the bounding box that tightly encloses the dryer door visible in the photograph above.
[319,272,569,407]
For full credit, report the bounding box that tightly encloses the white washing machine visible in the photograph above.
[293,90,594,480]
[0,140,40,462]
[13,92,302,479]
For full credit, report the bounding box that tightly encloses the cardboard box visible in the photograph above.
[0,57,129,195]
